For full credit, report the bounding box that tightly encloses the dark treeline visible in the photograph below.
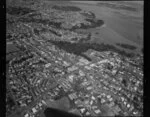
[85,19,104,28]
[6,6,35,16]
[80,11,96,19]
[48,40,135,61]
[17,12,62,29]
[52,5,82,12]
[70,19,104,31]
[116,43,137,50]
[19,16,62,29]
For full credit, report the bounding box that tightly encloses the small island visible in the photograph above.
[116,43,137,50]
[52,5,82,12]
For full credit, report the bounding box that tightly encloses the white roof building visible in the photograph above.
[94,109,101,114]
[32,108,37,113]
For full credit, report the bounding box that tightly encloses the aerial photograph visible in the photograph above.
[6,0,143,117]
